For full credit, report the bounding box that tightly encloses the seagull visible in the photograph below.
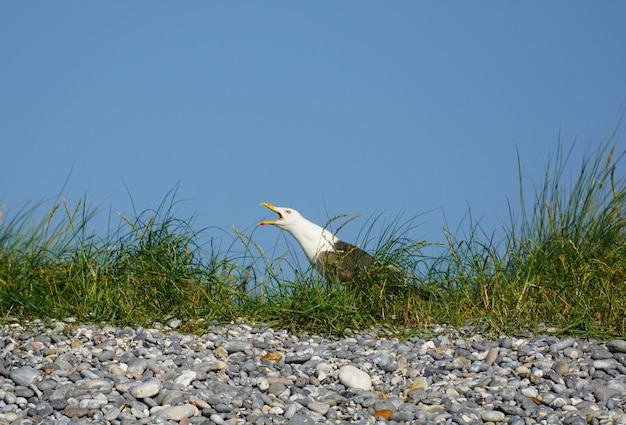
[258,202,374,281]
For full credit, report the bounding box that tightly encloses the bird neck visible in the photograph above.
[286,218,337,263]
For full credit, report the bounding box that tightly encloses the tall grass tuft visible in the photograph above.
[434,126,626,336]
[503,134,626,335]
[0,190,251,327]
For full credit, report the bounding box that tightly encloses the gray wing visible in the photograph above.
[317,240,374,281]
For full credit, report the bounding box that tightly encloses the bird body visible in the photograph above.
[259,202,374,280]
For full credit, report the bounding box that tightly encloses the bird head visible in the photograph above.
[258,202,302,229]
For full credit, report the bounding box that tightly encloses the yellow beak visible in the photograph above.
[259,202,282,225]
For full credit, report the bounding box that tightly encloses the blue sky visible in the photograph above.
[1,2,625,266]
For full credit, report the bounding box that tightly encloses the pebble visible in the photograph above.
[9,366,42,386]
[482,410,506,422]
[0,320,624,424]
[129,378,161,398]
[338,364,372,390]
[485,346,499,365]
[154,404,198,420]
[553,359,570,375]
[608,340,626,353]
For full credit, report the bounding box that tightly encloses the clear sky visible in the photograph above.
[2,2,625,266]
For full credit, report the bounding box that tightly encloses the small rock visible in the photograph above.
[563,347,581,359]
[288,414,316,425]
[593,360,617,370]
[129,378,161,398]
[390,411,415,422]
[307,401,330,415]
[167,318,182,329]
[553,359,570,375]
[156,405,198,420]
[82,379,113,391]
[607,340,626,353]
[214,346,229,358]
[10,366,42,386]
[338,365,372,391]
[409,376,428,391]
[485,347,499,365]
[174,370,196,386]
[0,413,19,422]
[284,353,312,364]
[64,407,90,418]
[551,337,576,352]
[4,391,17,404]
[210,413,226,424]
[256,377,269,391]
[268,382,286,396]
[591,349,613,360]
[593,386,614,401]
[482,410,505,422]
[126,358,149,378]
[35,402,54,417]
[105,406,121,421]
[221,340,253,353]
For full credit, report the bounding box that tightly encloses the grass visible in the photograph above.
[1,127,625,337]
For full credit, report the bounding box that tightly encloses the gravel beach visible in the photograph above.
[1,319,625,425]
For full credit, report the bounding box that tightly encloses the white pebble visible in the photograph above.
[268,406,284,415]
[338,365,372,391]
[175,370,197,386]
[521,386,538,398]
[257,377,269,390]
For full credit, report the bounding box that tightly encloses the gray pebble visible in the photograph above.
[210,413,226,424]
[607,339,626,353]
[591,349,613,359]
[288,414,316,425]
[285,353,312,363]
[9,367,42,386]
[593,359,617,370]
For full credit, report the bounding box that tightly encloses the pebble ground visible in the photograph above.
[1,319,625,425]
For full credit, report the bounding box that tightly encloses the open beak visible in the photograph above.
[259,202,283,225]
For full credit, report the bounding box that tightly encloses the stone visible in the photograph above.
[174,370,196,386]
[338,365,372,391]
[482,410,505,422]
[9,366,42,386]
[307,401,330,415]
[155,405,198,420]
[126,358,149,378]
[485,347,499,365]
[607,340,626,353]
[64,407,90,418]
[130,378,161,398]
[593,360,617,370]
[553,359,570,375]
[288,414,316,425]
[221,340,253,353]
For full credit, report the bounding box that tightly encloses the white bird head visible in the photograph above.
[258,202,337,264]
[258,202,305,230]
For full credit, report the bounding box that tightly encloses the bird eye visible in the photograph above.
[286,210,292,214]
